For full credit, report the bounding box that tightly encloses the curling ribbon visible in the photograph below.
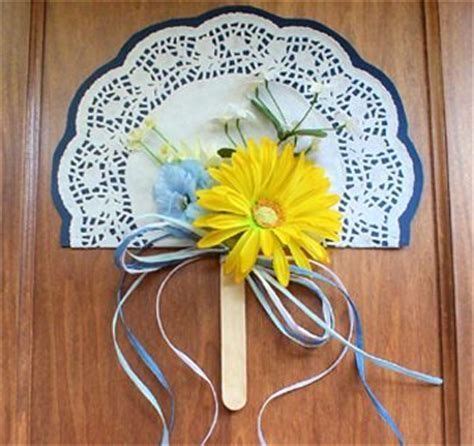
[112,214,442,445]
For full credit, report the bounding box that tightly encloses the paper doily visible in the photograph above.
[52,6,422,248]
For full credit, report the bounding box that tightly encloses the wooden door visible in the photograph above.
[2,1,471,444]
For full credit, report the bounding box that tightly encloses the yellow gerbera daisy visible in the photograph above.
[194,138,342,286]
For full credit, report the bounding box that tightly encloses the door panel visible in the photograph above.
[3,1,469,444]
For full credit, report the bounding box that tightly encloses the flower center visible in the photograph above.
[252,199,283,228]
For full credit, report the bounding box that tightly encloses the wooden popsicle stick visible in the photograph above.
[220,265,247,411]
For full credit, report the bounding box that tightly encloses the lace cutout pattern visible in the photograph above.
[53,7,422,248]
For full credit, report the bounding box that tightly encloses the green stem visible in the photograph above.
[139,142,162,164]
[251,98,285,137]
[265,80,287,126]
[291,93,318,132]
[151,127,179,153]
[236,119,247,147]
[303,144,314,155]
[224,122,237,147]
[302,125,345,132]
[279,124,342,145]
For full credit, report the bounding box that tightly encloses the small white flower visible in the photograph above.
[215,115,233,125]
[234,108,255,121]
[259,66,278,82]
[126,128,146,151]
[215,104,255,124]
[310,81,325,95]
[310,79,334,96]
[245,66,279,90]
[126,114,158,151]
[335,112,362,136]
[128,128,144,142]
[143,115,156,129]
[344,117,360,133]
[156,144,177,163]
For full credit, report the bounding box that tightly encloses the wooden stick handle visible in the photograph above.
[220,265,247,411]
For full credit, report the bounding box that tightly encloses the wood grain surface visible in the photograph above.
[438,2,473,444]
[1,0,32,442]
[1,1,471,444]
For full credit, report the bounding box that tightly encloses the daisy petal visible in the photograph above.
[299,233,330,263]
[197,190,250,216]
[195,137,341,283]
[239,229,260,273]
[224,229,252,275]
[260,230,275,257]
[197,227,246,248]
[287,239,311,270]
[194,214,250,230]
[273,243,290,286]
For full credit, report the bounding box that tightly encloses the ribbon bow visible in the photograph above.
[112,214,442,445]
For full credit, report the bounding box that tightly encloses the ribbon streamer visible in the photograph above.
[112,214,442,445]
[117,272,176,431]
[155,259,219,445]
[112,273,171,445]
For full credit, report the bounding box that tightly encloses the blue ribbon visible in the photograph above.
[116,233,176,435]
[117,272,176,429]
[112,273,170,445]
[112,215,442,445]
[287,265,407,444]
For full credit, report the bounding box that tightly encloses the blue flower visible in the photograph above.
[153,160,212,222]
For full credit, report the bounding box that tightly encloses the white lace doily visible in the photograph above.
[52,6,422,248]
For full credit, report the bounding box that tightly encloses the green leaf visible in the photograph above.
[294,128,328,137]
[250,98,285,136]
[217,148,236,158]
